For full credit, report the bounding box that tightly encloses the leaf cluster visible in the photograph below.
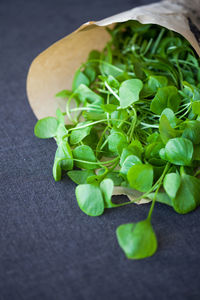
[34,21,200,260]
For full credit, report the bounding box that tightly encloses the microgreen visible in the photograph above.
[34,21,200,260]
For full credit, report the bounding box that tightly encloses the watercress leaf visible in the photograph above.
[116,220,157,259]
[101,104,118,113]
[97,169,123,186]
[150,86,181,115]
[163,173,181,199]
[67,170,95,184]
[55,143,73,171]
[148,192,172,206]
[107,75,120,89]
[182,120,200,144]
[53,158,62,182]
[56,108,65,124]
[75,184,104,216]
[73,145,98,169]
[34,117,58,139]
[72,69,90,91]
[147,75,168,93]
[192,101,200,115]
[120,155,142,176]
[55,89,72,98]
[145,142,164,160]
[165,137,193,166]
[159,114,177,144]
[119,79,143,108]
[127,164,153,192]
[84,66,96,82]
[75,84,103,104]
[100,178,115,208]
[159,148,167,161]
[100,61,124,77]
[108,129,128,154]
[161,108,176,128]
[172,174,200,214]
[70,122,92,145]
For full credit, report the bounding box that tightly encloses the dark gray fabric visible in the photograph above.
[0,0,200,299]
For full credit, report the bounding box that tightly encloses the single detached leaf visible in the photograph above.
[165,137,193,166]
[100,178,115,208]
[119,79,143,108]
[150,86,181,115]
[116,220,157,259]
[67,170,95,184]
[70,122,92,145]
[75,184,104,216]
[163,173,181,199]
[73,145,98,169]
[34,117,58,139]
[127,164,153,192]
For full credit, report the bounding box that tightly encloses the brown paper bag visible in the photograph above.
[26,0,200,204]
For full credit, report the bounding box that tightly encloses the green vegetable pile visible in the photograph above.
[34,21,200,259]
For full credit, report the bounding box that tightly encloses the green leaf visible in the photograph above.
[84,66,96,82]
[172,174,200,214]
[120,155,142,176]
[55,143,73,171]
[53,159,62,181]
[75,84,103,104]
[70,122,92,145]
[73,145,98,169]
[55,89,72,98]
[182,120,200,144]
[159,115,177,144]
[163,173,181,199]
[101,104,118,113]
[67,170,95,184]
[192,101,200,115]
[161,108,176,128]
[127,164,153,192]
[165,137,193,166]
[116,220,157,259]
[100,61,124,77]
[148,192,172,206]
[119,79,143,108]
[100,179,115,208]
[150,86,181,115]
[72,69,90,91]
[56,108,65,124]
[34,117,58,139]
[147,75,168,93]
[108,129,128,154]
[75,184,104,216]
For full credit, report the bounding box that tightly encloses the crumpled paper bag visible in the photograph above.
[27,0,200,204]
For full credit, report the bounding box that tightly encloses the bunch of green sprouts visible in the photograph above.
[35,21,200,259]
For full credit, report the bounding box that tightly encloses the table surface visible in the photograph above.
[1,0,200,299]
